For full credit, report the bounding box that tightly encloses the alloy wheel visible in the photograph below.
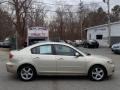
[91,67,104,81]
[20,67,34,81]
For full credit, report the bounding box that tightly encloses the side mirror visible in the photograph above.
[85,52,91,56]
[75,52,80,57]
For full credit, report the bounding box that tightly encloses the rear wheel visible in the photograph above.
[84,44,89,48]
[88,65,107,81]
[17,65,36,81]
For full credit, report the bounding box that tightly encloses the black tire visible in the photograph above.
[96,45,99,48]
[84,44,89,48]
[87,44,92,48]
[88,65,107,81]
[86,44,89,48]
[83,44,86,48]
[17,65,37,81]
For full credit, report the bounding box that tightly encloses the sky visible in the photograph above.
[43,0,120,10]
[36,0,120,21]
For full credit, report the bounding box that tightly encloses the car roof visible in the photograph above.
[35,41,67,45]
[24,42,71,49]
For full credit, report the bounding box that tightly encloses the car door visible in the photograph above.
[31,44,56,73]
[54,44,86,74]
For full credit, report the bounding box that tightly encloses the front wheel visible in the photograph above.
[17,65,36,81]
[88,65,107,81]
[96,45,99,48]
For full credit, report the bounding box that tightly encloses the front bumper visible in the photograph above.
[112,48,120,54]
[6,62,17,73]
[107,64,115,76]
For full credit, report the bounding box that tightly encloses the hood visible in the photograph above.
[92,55,111,60]
[112,43,120,47]
[87,55,112,62]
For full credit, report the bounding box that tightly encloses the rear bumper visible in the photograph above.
[6,62,17,73]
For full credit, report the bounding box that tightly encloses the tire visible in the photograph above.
[17,65,36,81]
[83,44,86,48]
[84,44,88,48]
[87,44,91,48]
[96,45,99,48]
[88,65,107,81]
[86,44,88,48]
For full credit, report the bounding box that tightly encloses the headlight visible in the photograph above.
[107,61,113,64]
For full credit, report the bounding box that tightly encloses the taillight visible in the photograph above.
[9,53,13,60]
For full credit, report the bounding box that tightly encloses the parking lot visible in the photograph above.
[0,47,120,90]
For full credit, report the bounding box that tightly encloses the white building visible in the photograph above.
[86,21,120,47]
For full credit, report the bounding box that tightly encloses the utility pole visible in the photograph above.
[26,11,29,46]
[79,0,83,40]
[25,0,29,46]
[107,0,111,47]
[103,0,111,47]
[15,31,18,49]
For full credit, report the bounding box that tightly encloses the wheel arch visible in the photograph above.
[88,64,108,76]
[17,63,37,74]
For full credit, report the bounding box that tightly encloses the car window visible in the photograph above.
[54,45,76,56]
[31,45,52,55]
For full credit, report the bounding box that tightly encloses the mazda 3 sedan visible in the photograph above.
[6,42,115,81]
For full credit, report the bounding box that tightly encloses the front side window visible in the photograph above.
[31,45,52,55]
[54,45,75,56]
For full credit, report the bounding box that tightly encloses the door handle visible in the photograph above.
[34,57,40,59]
[58,58,64,60]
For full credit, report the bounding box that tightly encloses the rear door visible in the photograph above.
[31,44,56,73]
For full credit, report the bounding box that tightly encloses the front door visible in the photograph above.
[54,44,86,74]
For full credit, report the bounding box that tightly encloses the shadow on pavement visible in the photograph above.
[36,75,88,81]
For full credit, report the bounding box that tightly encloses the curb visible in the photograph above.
[0,48,10,52]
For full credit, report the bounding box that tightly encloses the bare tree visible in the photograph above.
[0,8,14,41]
[77,1,90,40]
[49,4,78,41]
[29,4,47,27]
[8,0,33,49]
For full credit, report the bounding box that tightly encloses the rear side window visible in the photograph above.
[31,45,52,55]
